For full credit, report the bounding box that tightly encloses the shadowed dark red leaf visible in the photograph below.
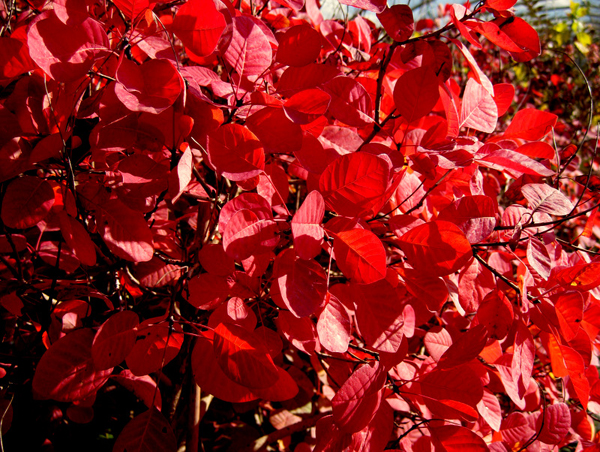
[1,176,54,229]
[429,425,489,452]
[33,329,112,402]
[126,323,184,376]
[113,409,176,452]
[437,325,488,369]
[92,311,139,370]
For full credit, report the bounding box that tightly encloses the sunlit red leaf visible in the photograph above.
[355,279,405,352]
[477,289,514,340]
[213,322,279,389]
[92,311,139,370]
[555,263,600,291]
[0,37,36,80]
[537,403,571,445]
[504,108,558,141]
[377,5,414,41]
[113,409,177,452]
[337,0,386,13]
[27,10,109,82]
[113,0,150,20]
[437,325,488,369]
[555,292,584,342]
[526,237,551,280]
[322,76,374,127]
[398,220,472,277]
[493,83,515,116]
[222,209,279,261]
[208,124,265,181]
[1,176,54,229]
[172,0,226,57]
[393,66,440,123]
[429,425,489,452]
[283,89,331,125]
[225,16,273,78]
[477,389,502,432]
[276,24,322,67]
[333,229,387,284]
[332,361,386,433]
[512,320,535,399]
[460,78,498,133]
[438,195,497,244]
[33,329,112,402]
[291,190,325,260]
[319,153,391,218]
[317,293,351,353]
[521,183,573,216]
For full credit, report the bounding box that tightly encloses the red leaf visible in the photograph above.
[504,108,558,141]
[377,5,414,42]
[555,292,584,342]
[512,320,535,399]
[172,0,226,57]
[187,273,229,309]
[27,10,109,82]
[393,66,440,123]
[113,409,176,452]
[198,244,235,277]
[429,425,489,452]
[493,17,540,62]
[32,329,112,402]
[521,183,573,216]
[1,176,54,229]
[515,141,555,159]
[113,0,150,20]
[291,190,325,260]
[192,333,257,403]
[476,289,514,340]
[332,361,387,433]
[115,58,183,114]
[355,279,405,352]
[460,78,498,133]
[526,237,552,280]
[476,148,554,177]
[283,89,331,125]
[477,389,502,432]
[276,24,322,67]
[424,326,452,361]
[274,250,327,317]
[112,370,162,411]
[126,322,184,376]
[537,403,571,445]
[0,37,36,80]
[397,220,472,277]
[493,83,515,116]
[208,124,265,181]
[555,263,600,291]
[246,106,303,154]
[437,324,488,369]
[96,199,154,263]
[213,322,279,389]
[319,153,391,218]
[337,0,386,13]
[318,293,352,353]
[92,311,139,370]
[418,366,483,421]
[322,76,374,127]
[225,16,273,78]
[251,366,299,402]
[333,229,387,284]
[222,209,279,261]
[58,212,96,266]
[438,195,497,244]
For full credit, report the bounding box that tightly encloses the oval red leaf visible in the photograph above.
[92,311,139,370]
[333,229,387,284]
[276,24,322,67]
[398,220,472,276]
[208,124,265,181]
[393,66,440,123]
[113,409,177,452]
[32,329,112,402]
[1,176,55,229]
